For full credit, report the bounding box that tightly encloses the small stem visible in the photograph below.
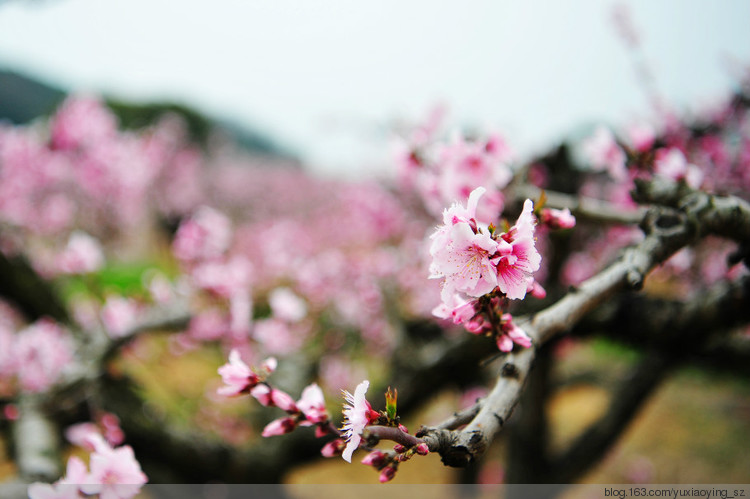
[364,425,425,447]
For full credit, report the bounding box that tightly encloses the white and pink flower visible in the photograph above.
[340,380,378,463]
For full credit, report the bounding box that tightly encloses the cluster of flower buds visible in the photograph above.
[441,294,533,352]
[217,350,333,440]
[260,383,331,438]
[360,439,430,483]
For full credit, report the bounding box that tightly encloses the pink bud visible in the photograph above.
[250,384,272,406]
[496,334,514,352]
[415,443,429,455]
[541,207,576,230]
[261,417,296,437]
[379,466,397,483]
[261,357,277,373]
[393,444,406,453]
[314,425,329,438]
[361,450,386,467]
[397,424,408,433]
[321,439,345,457]
[527,280,547,299]
[271,389,299,413]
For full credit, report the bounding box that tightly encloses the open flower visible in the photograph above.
[340,380,378,463]
[430,187,500,300]
[297,383,329,424]
[217,349,275,397]
[494,199,541,300]
[79,437,147,499]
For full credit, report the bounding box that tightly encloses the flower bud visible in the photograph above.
[361,450,386,467]
[261,417,296,437]
[397,424,408,434]
[320,439,345,457]
[393,444,406,453]
[250,384,272,406]
[415,443,429,455]
[379,465,397,483]
[271,389,299,413]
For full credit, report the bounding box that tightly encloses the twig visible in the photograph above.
[514,184,646,225]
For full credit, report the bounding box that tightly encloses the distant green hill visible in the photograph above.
[0,69,66,123]
[0,68,293,157]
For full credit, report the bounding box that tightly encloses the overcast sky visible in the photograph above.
[1,0,749,176]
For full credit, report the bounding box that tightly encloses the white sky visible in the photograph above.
[0,0,749,177]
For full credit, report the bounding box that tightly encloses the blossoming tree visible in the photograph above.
[0,68,749,497]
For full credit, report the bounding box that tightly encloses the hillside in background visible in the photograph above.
[0,68,294,158]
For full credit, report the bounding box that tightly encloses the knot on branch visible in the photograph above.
[639,207,688,238]
[419,427,482,468]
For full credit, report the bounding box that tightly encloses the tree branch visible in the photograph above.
[420,177,743,466]
[514,184,646,225]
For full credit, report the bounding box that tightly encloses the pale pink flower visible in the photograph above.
[65,423,101,450]
[57,231,104,275]
[228,290,252,338]
[187,309,228,342]
[0,324,14,378]
[58,455,89,485]
[13,319,74,393]
[540,208,576,230]
[80,441,147,499]
[432,293,478,326]
[217,349,261,397]
[430,187,499,300]
[100,296,138,339]
[269,287,307,322]
[147,273,174,304]
[654,148,703,188]
[297,383,329,424]
[172,206,232,264]
[341,380,375,463]
[494,200,541,300]
[50,95,117,151]
[626,122,656,152]
[253,318,305,355]
[191,257,252,299]
[582,126,627,180]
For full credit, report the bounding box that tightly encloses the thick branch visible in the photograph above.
[421,177,741,466]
